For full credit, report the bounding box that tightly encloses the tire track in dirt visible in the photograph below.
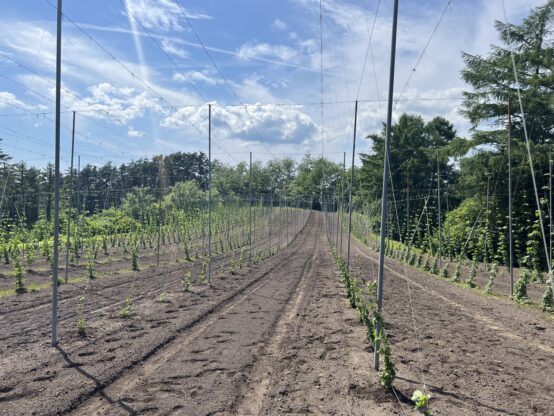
[68,213,317,415]
[233,215,321,415]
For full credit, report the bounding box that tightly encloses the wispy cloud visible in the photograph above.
[236,42,298,62]
[271,18,288,31]
[123,0,210,32]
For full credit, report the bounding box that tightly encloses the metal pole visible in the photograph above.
[76,155,80,266]
[249,152,252,266]
[485,172,491,267]
[64,111,75,283]
[508,98,513,297]
[52,0,62,346]
[437,148,442,266]
[208,104,212,283]
[269,192,273,254]
[285,195,289,247]
[340,152,345,255]
[347,100,358,271]
[374,0,398,371]
[548,158,552,268]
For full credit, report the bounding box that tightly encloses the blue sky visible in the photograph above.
[0,0,545,169]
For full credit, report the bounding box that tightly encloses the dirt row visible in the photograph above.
[339,228,554,415]
[0,212,309,415]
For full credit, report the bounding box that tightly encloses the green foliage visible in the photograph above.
[541,283,553,312]
[431,255,439,275]
[199,260,207,284]
[412,390,432,416]
[181,271,192,292]
[131,247,139,271]
[87,257,95,280]
[14,255,26,294]
[453,257,462,282]
[439,262,449,279]
[76,295,86,336]
[484,262,497,294]
[157,292,168,303]
[377,324,396,388]
[119,296,132,318]
[513,268,531,303]
[465,260,477,288]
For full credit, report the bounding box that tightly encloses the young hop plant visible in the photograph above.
[452,257,462,282]
[484,262,498,295]
[119,296,132,318]
[465,260,477,288]
[541,277,553,312]
[514,268,531,303]
[14,255,26,294]
[412,389,432,416]
[76,295,86,336]
[181,270,192,292]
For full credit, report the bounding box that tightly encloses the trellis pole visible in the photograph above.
[208,104,212,283]
[249,152,252,266]
[340,152,346,255]
[508,98,514,297]
[374,0,399,371]
[52,0,62,346]
[347,100,358,272]
[64,111,76,283]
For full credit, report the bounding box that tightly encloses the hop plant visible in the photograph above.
[513,268,531,303]
[14,255,26,294]
[26,249,34,268]
[453,258,462,282]
[377,326,396,388]
[422,254,431,271]
[465,260,477,288]
[87,257,95,280]
[76,295,86,336]
[131,248,139,271]
[412,390,432,416]
[3,245,10,264]
[181,271,192,292]
[541,283,553,312]
[484,262,497,295]
[431,255,439,275]
[439,262,449,279]
[119,296,132,318]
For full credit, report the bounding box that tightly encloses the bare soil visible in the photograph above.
[0,212,552,415]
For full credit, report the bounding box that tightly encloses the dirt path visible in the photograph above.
[71,213,322,415]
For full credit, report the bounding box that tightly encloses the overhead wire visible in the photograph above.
[394,0,452,109]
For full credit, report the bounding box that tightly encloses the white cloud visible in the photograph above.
[161,102,318,145]
[128,127,145,137]
[0,91,47,111]
[271,19,288,31]
[123,0,210,32]
[236,42,298,62]
[161,39,188,58]
[173,70,221,86]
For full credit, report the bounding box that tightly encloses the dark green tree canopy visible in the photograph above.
[461,1,554,146]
